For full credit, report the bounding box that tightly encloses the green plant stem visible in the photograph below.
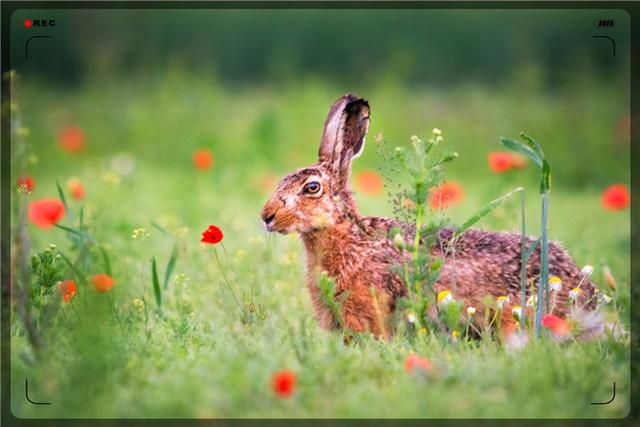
[519,190,527,331]
[68,298,83,323]
[214,248,242,311]
[110,292,121,323]
[535,191,550,336]
[412,202,423,295]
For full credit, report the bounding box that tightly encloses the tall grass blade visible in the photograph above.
[524,238,540,261]
[56,180,70,214]
[151,256,162,311]
[151,222,170,237]
[535,192,550,336]
[318,272,348,329]
[454,187,523,238]
[54,223,83,236]
[540,159,551,193]
[502,132,552,337]
[517,133,551,193]
[79,207,85,230]
[499,138,542,167]
[519,190,527,331]
[58,250,86,285]
[520,132,545,159]
[163,244,178,290]
[99,246,112,276]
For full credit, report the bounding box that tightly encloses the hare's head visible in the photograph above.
[261,94,370,234]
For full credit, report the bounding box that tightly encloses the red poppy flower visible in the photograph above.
[92,274,114,293]
[271,370,296,398]
[193,149,214,170]
[541,314,570,337]
[429,181,464,210]
[488,151,514,173]
[201,225,224,244]
[58,126,86,153]
[17,175,35,192]
[601,184,629,210]
[355,170,384,195]
[68,179,86,200]
[59,280,77,303]
[27,198,65,229]
[404,354,431,373]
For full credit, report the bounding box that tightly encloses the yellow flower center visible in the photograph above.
[437,290,451,303]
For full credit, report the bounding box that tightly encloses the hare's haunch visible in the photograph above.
[261,94,596,337]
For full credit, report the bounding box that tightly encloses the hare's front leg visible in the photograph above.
[340,282,392,338]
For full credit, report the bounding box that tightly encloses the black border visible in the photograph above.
[1,1,637,426]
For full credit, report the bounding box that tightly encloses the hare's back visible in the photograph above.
[435,228,596,313]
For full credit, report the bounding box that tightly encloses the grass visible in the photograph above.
[9,71,630,418]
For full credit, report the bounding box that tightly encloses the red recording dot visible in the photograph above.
[23,19,32,28]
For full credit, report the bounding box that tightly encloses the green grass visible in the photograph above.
[9,72,630,418]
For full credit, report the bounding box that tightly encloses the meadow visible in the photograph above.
[8,70,630,419]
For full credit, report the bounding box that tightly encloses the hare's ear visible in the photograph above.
[318,94,370,188]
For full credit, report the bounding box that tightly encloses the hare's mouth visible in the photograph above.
[262,212,289,234]
[266,221,290,234]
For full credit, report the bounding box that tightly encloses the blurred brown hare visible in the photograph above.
[261,94,597,338]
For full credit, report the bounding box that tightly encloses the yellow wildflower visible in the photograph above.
[437,290,453,305]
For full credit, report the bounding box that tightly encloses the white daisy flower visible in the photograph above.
[467,306,476,316]
[581,265,594,276]
[599,294,613,305]
[497,295,509,309]
[569,287,582,300]
[407,312,417,324]
[549,277,562,292]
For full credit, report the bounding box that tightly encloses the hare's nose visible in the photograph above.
[262,212,276,225]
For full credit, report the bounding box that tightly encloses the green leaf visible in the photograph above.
[79,207,84,231]
[54,223,83,236]
[151,222,170,237]
[520,132,545,160]
[501,133,551,194]
[524,238,540,261]
[151,257,162,310]
[541,159,551,193]
[454,187,523,238]
[317,272,347,329]
[56,180,70,214]
[99,246,112,276]
[500,137,542,168]
[519,133,551,193]
[58,250,86,286]
[163,244,178,290]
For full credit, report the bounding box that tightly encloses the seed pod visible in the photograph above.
[393,233,405,249]
[602,265,616,291]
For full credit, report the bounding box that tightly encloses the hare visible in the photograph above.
[261,93,597,337]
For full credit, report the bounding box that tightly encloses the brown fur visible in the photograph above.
[261,94,596,337]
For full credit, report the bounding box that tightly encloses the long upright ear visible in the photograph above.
[318,94,370,188]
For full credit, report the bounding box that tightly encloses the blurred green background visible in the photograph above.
[9,7,631,419]
[10,9,630,187]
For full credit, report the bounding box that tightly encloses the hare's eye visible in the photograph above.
[303,181,321,194]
